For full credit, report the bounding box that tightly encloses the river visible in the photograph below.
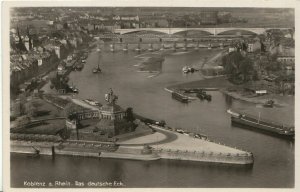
[11,45,294,188]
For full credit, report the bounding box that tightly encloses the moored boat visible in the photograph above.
[263,99,274,108]
[182,66,189,73]
[93,63,101,73]
[75,63,84,71]
[227,109,294,139]
[83,99,101,106]
[182,66,196,74]
[172,91,189,103]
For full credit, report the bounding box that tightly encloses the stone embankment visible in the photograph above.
[11,124,254,165]
[149,125,253,165]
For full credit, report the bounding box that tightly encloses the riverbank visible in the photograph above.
[167,75,294,108]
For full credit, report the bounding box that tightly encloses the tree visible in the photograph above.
[24,102,37,117]
[63,23,69,29]
[239,57,254,82]
[222,51,255,83]
[222,52,243,79]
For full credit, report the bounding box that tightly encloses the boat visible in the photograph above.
[93,49,102,73]
[227,109,294,139]
[154,120,166,127]
[182,66,189,73]
[194,133,208,140]
[93,63,101,73]
[175,128,185,134]
[69,84,79,93]
[263,99,274,108]
[183,88,205,93]
[75,63,84,71]
[196,91,212,101]
[83,99,101,106]
[172,91,189,103]
[182,66,196,74]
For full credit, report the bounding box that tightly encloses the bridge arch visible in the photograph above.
[216,28,266,35]
[121,29,169,35]
[172,29,214,35]
[117,28,170,35]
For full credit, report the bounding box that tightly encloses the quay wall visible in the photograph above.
[11,140,253,164]
[11,141,54,155]
[153,148,254,165]
[10,141,159,160]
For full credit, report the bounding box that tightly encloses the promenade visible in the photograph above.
[117,124,253,164]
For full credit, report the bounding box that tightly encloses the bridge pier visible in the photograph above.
[213,28,216,36]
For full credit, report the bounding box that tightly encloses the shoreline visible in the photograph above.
[166,76,293,107]
[10,131,254,165]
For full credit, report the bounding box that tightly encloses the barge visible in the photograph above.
[227,109,294,139]
[172,92,189,103]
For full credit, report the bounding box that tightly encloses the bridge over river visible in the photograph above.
[115,27,291,36]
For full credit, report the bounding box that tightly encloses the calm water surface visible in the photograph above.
[11,47,294,188]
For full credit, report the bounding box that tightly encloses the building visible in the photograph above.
[67,89,138,140]
[247,41,261,53]
[276,47,295,65]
